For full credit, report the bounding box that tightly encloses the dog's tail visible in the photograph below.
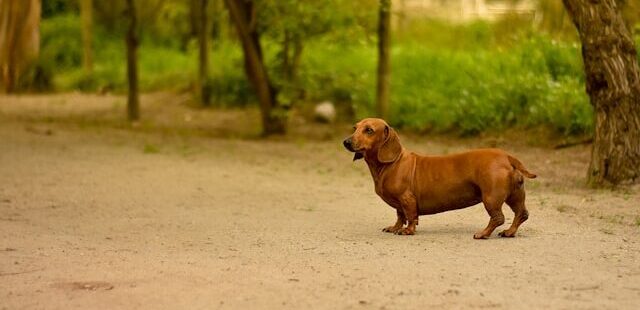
[508,155,537,179]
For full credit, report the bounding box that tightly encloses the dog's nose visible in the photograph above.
[343,138,352,150]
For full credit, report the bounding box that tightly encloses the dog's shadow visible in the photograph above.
[410,223,531,239]
[417,224,477,236]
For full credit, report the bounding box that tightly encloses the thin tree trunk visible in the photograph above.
[80,0,93,75]
[290,35,303,84]
[189,0,198,38]
[282,30,291,81]
[125,0,139,121]
[290,36,304,100]
[196,0,209,106]
[210,0,222,40]
[224,0,286,135]
[282,32,303,85]
[0,0,40,93]
[563,0,640,186]
[376,0,391,120]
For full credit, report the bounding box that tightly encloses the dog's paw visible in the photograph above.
[473,233,489,239]
[395,228,415,235]
[498,230,515,238]
[382,226,401,233]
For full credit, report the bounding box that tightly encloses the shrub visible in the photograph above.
[39,15,611,136]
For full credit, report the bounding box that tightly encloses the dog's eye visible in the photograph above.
[365,128,374,135]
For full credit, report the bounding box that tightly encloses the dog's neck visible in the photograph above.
[364,157,385,181]
[363,150,400,182]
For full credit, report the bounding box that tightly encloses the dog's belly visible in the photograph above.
[416,183,482,215]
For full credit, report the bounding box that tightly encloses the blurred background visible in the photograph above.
[2,0,640,137]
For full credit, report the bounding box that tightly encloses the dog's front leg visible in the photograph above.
[396,193,418,235]
[382,209,406,233]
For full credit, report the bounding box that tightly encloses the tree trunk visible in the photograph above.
[224,0,286,135]
[376,0,391,120]
[80,0,93,75]
[290,35,303,85]
[281,31,303,92]
[282,30,290,81]
[196,0,210,106]
[125,0,140,121]
[563,0,640,186]
[0,0,41,93]
[289,36,304,101]
[189,0,198,38]
[210,0,223,40]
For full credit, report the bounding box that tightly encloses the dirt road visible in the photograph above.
[1,94,639,309]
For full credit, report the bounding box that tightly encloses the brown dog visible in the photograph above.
[343,118,536,238]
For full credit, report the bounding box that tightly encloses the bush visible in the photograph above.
[39,14,610,136]
[299,40,375,111]
[396,41,590,135]
[206,42,255,106]
[321,32,593,136]
[40,15,82,69]
[41,14,196,93]
[295,31,592,136]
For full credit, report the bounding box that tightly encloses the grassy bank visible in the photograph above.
[39,14,640,136]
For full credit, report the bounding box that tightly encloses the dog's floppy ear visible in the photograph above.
[353,152,363,161]
[378,125,402,163]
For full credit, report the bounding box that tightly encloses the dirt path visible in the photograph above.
[1,94,639,309]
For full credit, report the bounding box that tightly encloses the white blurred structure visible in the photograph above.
[395,0,538,23]
[314,101,336,123]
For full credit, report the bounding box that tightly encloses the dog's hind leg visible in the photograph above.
[474,187,507,239]
[499,187,529,238]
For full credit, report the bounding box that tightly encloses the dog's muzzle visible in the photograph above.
[343,137,363,161]
[343,138,355,152]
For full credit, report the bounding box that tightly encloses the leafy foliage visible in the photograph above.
[37,1,640,136]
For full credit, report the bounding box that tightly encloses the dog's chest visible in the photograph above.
[373,178,408,208]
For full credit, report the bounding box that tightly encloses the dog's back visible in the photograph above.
[412,149,533,216]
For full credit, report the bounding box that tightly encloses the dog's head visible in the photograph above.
[343,118,402,163]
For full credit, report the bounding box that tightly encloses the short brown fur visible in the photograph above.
[343,118,537,238]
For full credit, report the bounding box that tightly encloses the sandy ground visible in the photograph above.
[1,93,639,309]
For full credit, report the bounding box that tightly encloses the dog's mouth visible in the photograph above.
[346,146,364,154]
[353,152,364,161]
[343,139,364,160]
[348,146,364,161]
[343,141,360,152]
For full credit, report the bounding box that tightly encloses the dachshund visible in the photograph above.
[343,118,536,238]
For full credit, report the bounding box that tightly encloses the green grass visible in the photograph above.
[300,33,592,135]
[39,14,640,137]
[142,143,160,154]
[54,37,196,92]
[42,15,196,92]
